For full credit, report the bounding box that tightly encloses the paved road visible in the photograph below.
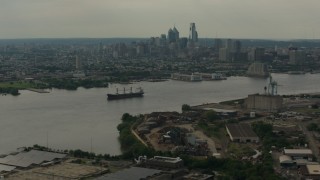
[131,129,148,147]
[299,122,320,161]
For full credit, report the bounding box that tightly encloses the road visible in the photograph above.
[131,129,148,147]
[299,122,320,161]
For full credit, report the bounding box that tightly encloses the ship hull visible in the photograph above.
[107,92,144,100]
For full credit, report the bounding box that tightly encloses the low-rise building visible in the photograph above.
[226,124,259,143]
[146,156,184,169]
[245,94,283,112]
[171,73,202,82]
[279,155,294,167]
[284,149,313,161]
[95,167,162,180]
[183,173,214,180]
[299,164,320,180]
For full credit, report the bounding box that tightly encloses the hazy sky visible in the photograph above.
[1,0,320,39]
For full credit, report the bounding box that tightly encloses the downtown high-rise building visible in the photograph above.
[75,55,81,70]
[168,26,179,43]
[188,23,198,42]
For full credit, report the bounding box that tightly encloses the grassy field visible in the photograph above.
[0,81,36,89]
[294,107,320,114]
[196,122,226,138]
[227,143,256,158]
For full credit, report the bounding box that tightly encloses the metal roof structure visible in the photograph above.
[95,167,162,180]
[279,155,293,164]
[0,164,16,172]
[226,124,258,138]
[0,150,66,168]
[307,164,320,175]
[284,149,313,156]
[152,156,182,163]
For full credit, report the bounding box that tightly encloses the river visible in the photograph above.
[0,73,319,155]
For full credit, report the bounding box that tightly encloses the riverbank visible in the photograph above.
[1,74,320,155]
[27,88,50,93]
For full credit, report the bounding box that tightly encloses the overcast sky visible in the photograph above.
[1,0,319,39]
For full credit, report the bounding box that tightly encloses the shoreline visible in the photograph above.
[26,88,50,93]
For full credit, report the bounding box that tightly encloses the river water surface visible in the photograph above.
[0,73,319,155]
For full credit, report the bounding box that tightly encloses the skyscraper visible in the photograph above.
[189,23,198,42]
[214,38,223,51]
[75,55,81,70]
[167,26,179,43]
[289,49,306,65]
[172,26,179,41]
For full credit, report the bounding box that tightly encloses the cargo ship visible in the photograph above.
[107,87,144,100]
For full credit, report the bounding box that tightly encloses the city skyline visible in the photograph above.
[0,0,320,39]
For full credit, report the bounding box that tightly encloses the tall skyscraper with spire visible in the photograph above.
[189,23,198,42]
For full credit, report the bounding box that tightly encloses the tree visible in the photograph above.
[205,110,219,121]
[252,121,273,138]
[182,104,191,112]
[307,123,319,131]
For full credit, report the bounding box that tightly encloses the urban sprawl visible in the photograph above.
[1,23,320,179]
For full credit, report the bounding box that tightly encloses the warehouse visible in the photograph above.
[95,167,162,180]
[245,94,283,112]
[279,155,294,167]
[146,156,184,169]
[0,164,16,174]
[0,150,66,169]
[299,164,320,180]
[284,149,313,161]
[226,124,259,143]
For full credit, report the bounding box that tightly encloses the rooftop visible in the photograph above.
[95,167,162,180]
[151,156,182,163]
[0,150,66,168]
[226,124,258,138]
[7,162,107,180]
[307,164,320,175]
[279,155,293,164]
[284,149,313,155]
[0,164,16,172]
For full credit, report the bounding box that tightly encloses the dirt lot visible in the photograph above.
[146,123,219,155]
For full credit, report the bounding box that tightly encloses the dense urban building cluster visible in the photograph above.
[1,24,320,179]
[0,23,320,85]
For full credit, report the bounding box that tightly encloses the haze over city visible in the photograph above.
[1,0,320,39]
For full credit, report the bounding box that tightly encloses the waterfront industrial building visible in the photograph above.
[245,94,283,112]
[247,62,269,77]
[0,150,66,169]
[96,156,184,180]
[193,73,227,80]
[146,156,184,169]
[0,164,16,174]
[244,75,284,112]
[226,124,259,143]
[171,73,202,82]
